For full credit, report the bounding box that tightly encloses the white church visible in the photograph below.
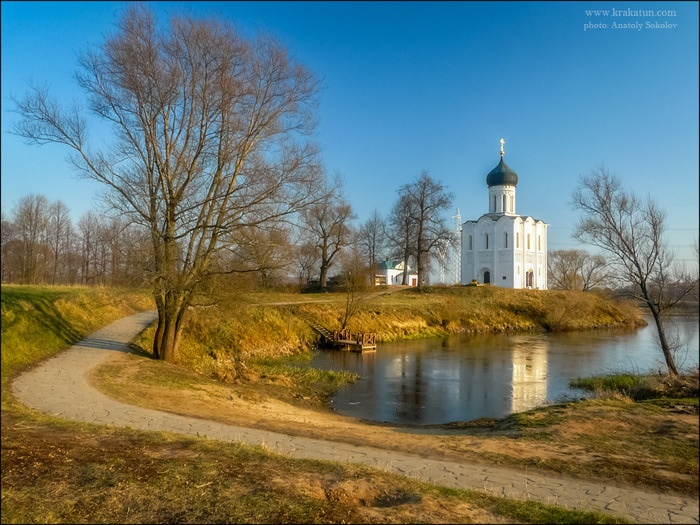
[460,140,548,289]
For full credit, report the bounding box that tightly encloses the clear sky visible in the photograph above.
[2,1,698,264]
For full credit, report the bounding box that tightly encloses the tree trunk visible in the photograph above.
[648,305,679,376]
[152,291,187,363]
[319,263,328,288]
[416,251,423,290]
[158,314,183,363]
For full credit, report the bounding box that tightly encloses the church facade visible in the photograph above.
[460,141,548,289]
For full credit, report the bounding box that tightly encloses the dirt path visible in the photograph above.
[11,311,699,524]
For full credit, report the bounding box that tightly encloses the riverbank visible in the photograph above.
[3,286,638,524]
[163,285,645,380]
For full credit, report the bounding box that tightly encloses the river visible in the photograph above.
[307,315,699,425]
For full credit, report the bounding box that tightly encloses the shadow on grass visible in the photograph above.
[2,287,156,361]
[2,288,84,345]
[74,338,155,359]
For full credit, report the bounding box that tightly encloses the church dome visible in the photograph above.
[486,157,518,187]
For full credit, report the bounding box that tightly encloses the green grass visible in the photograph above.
[288,286,644,344]
[1,285,153,389]
[436,487,627,524]
[570,371,699,401]
[252,356,357,388]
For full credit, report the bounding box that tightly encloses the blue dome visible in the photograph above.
[486,157,518,187]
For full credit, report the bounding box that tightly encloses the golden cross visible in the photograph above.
[499,138,505,157]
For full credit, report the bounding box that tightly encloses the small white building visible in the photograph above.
[376,260,418,286]
[460,142,548,289]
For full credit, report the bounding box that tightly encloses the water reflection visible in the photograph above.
[309,315,699,425]
[511,341,548,414]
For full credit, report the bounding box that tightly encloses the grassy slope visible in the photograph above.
[317,286,644,339]
[1,285,154,390]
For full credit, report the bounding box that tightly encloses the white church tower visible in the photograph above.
[460,139,548,289]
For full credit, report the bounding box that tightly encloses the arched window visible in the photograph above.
[502,194,507,212]
[468,235,472,250]
[516,232,519,248]
[485,234,489,249]
[492,195,496,212]
[510,195,514,212]
[538,235,541,251]
[504,232,508,248]
[527,234,531,250]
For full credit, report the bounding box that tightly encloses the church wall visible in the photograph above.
[462,216,548,289]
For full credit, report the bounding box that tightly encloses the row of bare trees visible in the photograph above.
[1,194,150,286]
[548,249,608,291]
[2,168,457,294]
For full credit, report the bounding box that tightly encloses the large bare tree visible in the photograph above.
[388,193,417,286]
[572,168,698,376]
[13,6,321,362]
[396,171,454,289]
[300,178,355,289]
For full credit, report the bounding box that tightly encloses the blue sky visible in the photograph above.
[2,1,698,264]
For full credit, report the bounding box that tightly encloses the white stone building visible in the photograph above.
[376,260,418,286]
[460,142,548,289]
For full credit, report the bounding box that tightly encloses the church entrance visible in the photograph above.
[526,270,534,288]
[483,271,490,284]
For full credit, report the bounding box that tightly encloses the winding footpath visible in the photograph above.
[11,311,699,524]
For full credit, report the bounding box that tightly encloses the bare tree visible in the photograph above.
[46,200,72,285]
[220,224,294,289]
[387,193,417,285]
[1,210,19,283]
[572,167,699,376]
[12,194,50,284]
[77,211,103,285]
[13,6,321,362]
[294,242,320,289]
[358,209,387,285]
[338,245,370,329]
[548,249,608,291]
[397,171,455,289]
[300,178,355,289]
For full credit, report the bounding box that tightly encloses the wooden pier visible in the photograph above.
[304,319,377,352]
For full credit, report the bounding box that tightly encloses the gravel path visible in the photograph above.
[11,311,699,524]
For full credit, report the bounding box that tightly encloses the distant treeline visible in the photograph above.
[1,194,151,286]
